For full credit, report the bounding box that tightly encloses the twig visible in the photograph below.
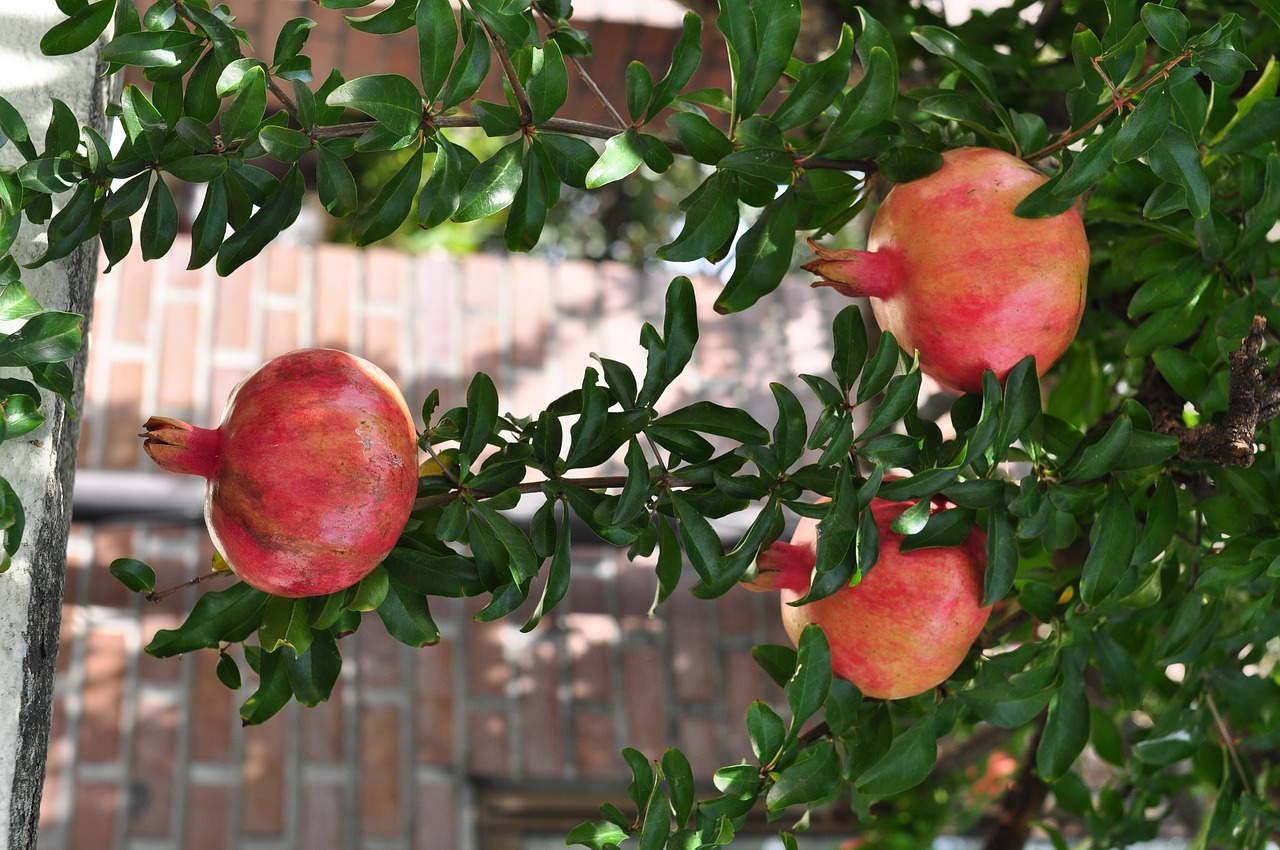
[421,438,461,486]
[1025,47,1194,162]
[1204,681,1253,795]
[411,473,701,510]
[1147,316,1280,468]
[982,715,1049,850]
[145,570,230,602]
[531,5,628,129]
[464,0,534,126]
[266,75,300,123]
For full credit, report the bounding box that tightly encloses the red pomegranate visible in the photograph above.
[744,495,990,699]
[804,146,1089,394]
[141,348,419,598]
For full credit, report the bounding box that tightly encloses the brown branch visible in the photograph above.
[411,474,701,511]
[982,716,1049,850]
[145,570,230,602]
[1147,316,1280,469]
[1204,681,1253,795]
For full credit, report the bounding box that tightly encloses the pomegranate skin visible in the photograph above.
[746,497,990,700]
[804,146,1089,394]
[142,349,419,598]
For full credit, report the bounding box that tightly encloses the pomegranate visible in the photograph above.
[744,495,990,699]
[141,348,419,598]
[803,146,1089,394]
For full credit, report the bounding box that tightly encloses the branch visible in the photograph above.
[982,716,1049,850]
[1147,316,1280,468]
[411,473,701,510]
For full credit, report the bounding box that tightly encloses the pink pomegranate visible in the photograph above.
[141,348,419,598]
[744,496,990,699]
[803,146,1089,394]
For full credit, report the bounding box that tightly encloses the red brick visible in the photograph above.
[573,711,619,778]
[89,527,134,609]
[622,645,669,758]
[360,705,403,837]
[668,590,715,702]
[461,252,505,312]
[509,255,550,367]
[301,782,348,848]
[138,605,184,682]
[598,262,643,364]
[518,638,564,778]
[357,619,403,688]
[414,642,454,766]
[722,650,770,752]
[464,605,509,698]
[412,257,458,376]
[462,314,502,385]
[363,314,403,381]
[157,301,201,413]
[103,360,144,469]
[467,709,509,776]
[717,587,761,636]
[676,715,722,779]
[241,715,288,836]
[213,262,255,350]
[314,243,357,349]
[114,245,152,343]
[183,783,231,850]
[263,308,300,360]
[190,650,233,762]
[128,694,179,838]
[209,365,248,422]
[78,628,125,764]
[565,612,615,701]
[301,676,346,764]
[365,247,405,304]
[413,782,459,850]
[69,780,119,850]
[266,241,302,295]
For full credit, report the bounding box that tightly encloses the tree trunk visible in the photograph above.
[0,7,110,848]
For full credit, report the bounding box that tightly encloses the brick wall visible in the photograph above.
[41,234,849,850]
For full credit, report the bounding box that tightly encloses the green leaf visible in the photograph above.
[785,624,831,736]
[585,129,646,189]
[670,491,726,590]
[239,647,294,725]
[108,557,155,593]
[527,40,568,125]
[1053,120,1120,199]
[818,46,897,157]
[719,148,795,187]
[216,166,304,276]
[119,84,166,161]
[1058,415,1133,481]
[146,583,270,657]
[646,13,703,122]
[326,74,423,137]
[0,312,82,367]
[714,189,798,314]
[983,506,1017,606]
[657,172,739,263]
[862,369,922,438]
[637,277,698,408]
[743,0,801,122]
[1037,651,1090,781]
[220,64,268,143]
[1113,83,1169,162]
[376,577,441,646]
[258,126,314,163]
[415,0,457,103]
[140,175,178,261]
[624,60,654,125]
[438,11,491,111]
[911,27,1012,135]
[1147,124,1210,219]
[346,0,415,33]
[316,144,358,217]
[272,17,317,68]
[504,147,550,252]
[746,700,787,765]
[41,0,113,56]
[215,651,242,690]
[662,748,696,830]
[858,711,939,796]
[771,24,853,131]
[566,821,628,850]
[259,597,314,657]
[1079,485,1138,605]
[666,112,733,165]
[353,145,423,245]
[770,383,807,470]
[101,29,202,68]
[652,401,768,444]
[766,741,839,811]
[284,630,341,706]
[454,140,523,221]
[1140,3,1189,52]
[460,371,498,461]
[536,133,597,188]
[0,96,35,160]
[188,176,229,270]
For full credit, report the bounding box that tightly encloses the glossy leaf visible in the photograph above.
[454,140,522,221]
[416,0,457,103]
[327,74,423,137]
[1080,485,1138,605]
[645,13,702,122]
[147,583,270,657]
[858,711,939,796]
[714,189,798,314]
[585,129,646,189]
[658,171,739,262]
[353,145,423,245]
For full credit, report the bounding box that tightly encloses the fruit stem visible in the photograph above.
[801,238,905,300]
[140,416,223,480]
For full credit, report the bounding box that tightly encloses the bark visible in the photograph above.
[0,7,110,848]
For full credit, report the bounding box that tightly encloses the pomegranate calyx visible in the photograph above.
[140,416,222,480]
[801,238,904,300]
[742,541,814,593]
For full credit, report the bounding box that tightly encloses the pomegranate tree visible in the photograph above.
[744,496,990,700]
[141,348,419,598]
[804,146,1089,394]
